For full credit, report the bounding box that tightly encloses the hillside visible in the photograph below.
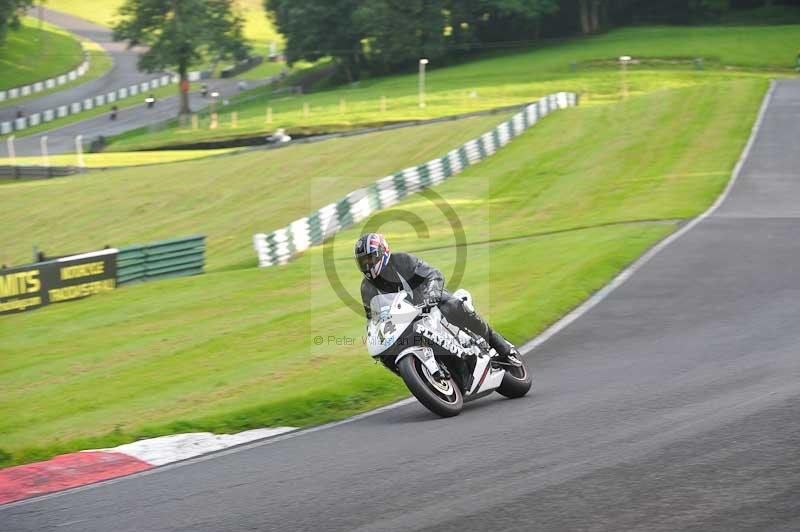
[0,78,767,466]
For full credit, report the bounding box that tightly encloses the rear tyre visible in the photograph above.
[397,356,463,418]
[496,356,533,398]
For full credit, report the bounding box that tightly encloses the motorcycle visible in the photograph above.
[366,289,532,417]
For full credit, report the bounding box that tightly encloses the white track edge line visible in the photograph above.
[1,80,776,510]
[520,79,776,355]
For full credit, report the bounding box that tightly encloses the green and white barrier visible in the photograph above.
[253,92,578,267]
[0,73,179,136]
[0,51,90,104]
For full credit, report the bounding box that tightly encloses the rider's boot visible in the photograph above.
[488,328,522,367]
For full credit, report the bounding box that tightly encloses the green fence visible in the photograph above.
[117,235,205,286]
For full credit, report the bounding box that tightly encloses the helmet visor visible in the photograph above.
[356,251,381,274]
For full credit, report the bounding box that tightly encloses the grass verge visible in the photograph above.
[0,147,242,168]
[0,17,84,91]
[0,78,767,467]
[3,40,113,107]
[104,24,793,151]
[0,113,507,268]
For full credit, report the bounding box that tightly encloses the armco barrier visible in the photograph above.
[117,235,205,286]
[252,92,578,267]
[0,165,80,179]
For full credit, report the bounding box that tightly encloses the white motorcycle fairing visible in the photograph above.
[365,291,442,376]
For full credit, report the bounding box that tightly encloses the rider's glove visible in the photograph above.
[423,293,440,310]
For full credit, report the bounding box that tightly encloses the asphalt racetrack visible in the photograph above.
[3,79,799,531]
[0,7,161,124]
[0,7,270,157]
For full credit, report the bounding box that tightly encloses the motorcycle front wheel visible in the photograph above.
[496,355,533,399]
[397,356,463,417]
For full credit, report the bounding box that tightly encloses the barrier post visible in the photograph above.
[618,55,632,101]
[75,135,85,169]
[418,58,428,108]
[6,135,15,167]
[40,136,49,167]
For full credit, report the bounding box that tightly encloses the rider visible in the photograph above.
[355,233,521,366]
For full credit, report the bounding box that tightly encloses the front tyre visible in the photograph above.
[496,356,533,398]
[397,356,463,418]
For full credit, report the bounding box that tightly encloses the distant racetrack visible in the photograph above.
[0,7,158,124]
[3,76,267,157]
[2,79,798,532]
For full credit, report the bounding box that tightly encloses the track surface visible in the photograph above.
[3,77,268,157]
[1,7,272,157]
[0,7,159,123]
[3,79,799,531]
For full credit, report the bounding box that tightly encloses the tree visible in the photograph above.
[355,0,448,74]
[577,0,603,34]
[113,0,249,116]
[266,0,364,81]
[464,0,560,42]
[690,0,731,18]
[0,0,33,47]
[575,0,640,35]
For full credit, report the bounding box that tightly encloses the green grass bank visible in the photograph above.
[0,17,85,91]
[106,24,793,151]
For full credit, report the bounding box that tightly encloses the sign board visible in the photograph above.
[0,249,118,315]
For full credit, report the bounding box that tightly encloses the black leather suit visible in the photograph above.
[360,252,510,355]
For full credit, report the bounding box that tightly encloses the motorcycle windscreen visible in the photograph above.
[369,293,398,323]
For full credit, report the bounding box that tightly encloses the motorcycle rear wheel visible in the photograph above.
[398,356,463,417]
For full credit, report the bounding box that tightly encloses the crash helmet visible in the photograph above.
[355,233,391,280]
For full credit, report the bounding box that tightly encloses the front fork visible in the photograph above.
[395,347,449,380]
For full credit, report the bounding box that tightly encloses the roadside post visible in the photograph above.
[40,135,49,167]
[75,135,85,169]
[6,135,15,168]
[419,58,429,108]
[210,91,219,129]
[619,55,632,101]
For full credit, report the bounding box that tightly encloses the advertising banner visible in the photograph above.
[0,249,118,316]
